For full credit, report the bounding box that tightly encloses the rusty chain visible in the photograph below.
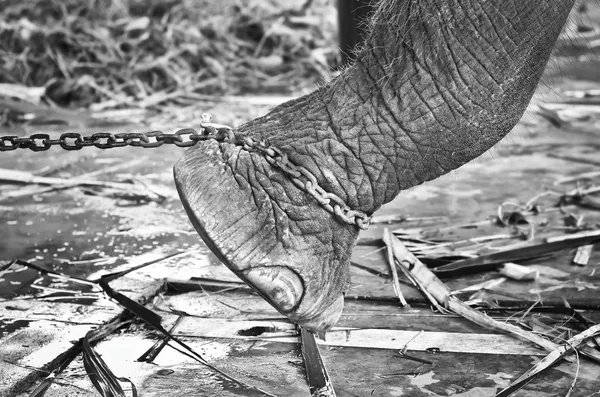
[0,114,371,229]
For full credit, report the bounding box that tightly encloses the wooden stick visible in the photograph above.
[171,317,550,356]
[495,323,600,397]
[383,228,409,308]
[301,328,336,397]
[384,230,557,352]
[383,232,449,314]
[0,168,163,202]
[573,244,593,266]
[546,229,600,243]
[386,231,600,364]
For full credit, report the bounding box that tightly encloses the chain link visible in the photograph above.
[0,128,233,151]
[0,114,370,229]
[232,134,371,229]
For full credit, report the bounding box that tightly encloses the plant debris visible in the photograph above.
[300,327,336,397]
[495,323,600,397]
[10,258,278,397]
[383,227,409,308]
[384,229,564,354]
[498,262,539,281]
[0,0,339,113]
[81,335,138,397]
[573,244,593,266]
[431,233,600,278]
[27,317,131,397]
[0,167,165,203]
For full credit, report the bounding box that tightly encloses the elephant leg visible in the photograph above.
[174,0,576,332]
[175,140,354,331]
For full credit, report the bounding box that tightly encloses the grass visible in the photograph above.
[0,0,338,110]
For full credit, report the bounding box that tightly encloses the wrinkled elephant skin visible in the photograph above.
[174,0,577,332]
[175,141,354,331]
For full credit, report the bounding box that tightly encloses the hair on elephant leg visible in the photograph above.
[174,0,577,332]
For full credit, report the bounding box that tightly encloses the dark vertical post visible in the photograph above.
[337,0,374,64]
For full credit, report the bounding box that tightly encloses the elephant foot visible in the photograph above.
[173,140,359,332]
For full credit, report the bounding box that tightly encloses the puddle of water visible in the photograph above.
[229,341,298,358]
[410,371,440,388]
[0,261,100,304]
[208,373,269,397]
[0,319,31,338]
[237,326,280,337]
[0,265,39,298]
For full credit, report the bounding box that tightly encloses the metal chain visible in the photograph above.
[231,134,371,229]
[0,114,371,229]
[0,127,234,152]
